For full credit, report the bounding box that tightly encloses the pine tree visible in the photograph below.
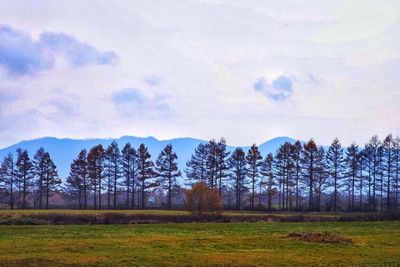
[67,149,89,209]
[42,152,61,209]
[301,139,318,211]
[366,135,382,211]
[363,144,373,210]
[394,136,400,210]
[378,144,385,211]
[382,134,394,210]
[185,143,208,184]
[33,148,46,209]
[314,146,327,211]
[246,144,262,210]
[206,139,218,189]
[345,143,359,211]
[122,143,139,209]
[260,153,275,211]
[0,154,16,209]
[227,147,247,210]
[274,143,292,210]
[358,149,366,211]
[77,150,88,209]
[326,138,344,212]
[138,143,155,209]
[291,141,302,210]
[87,145,105,209]
[155,144,181,209]
[66,158,83,208]
[105,141,121,209]
[215,138,230,197]
[15,149,34,209]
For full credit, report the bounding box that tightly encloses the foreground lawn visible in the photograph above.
[0,221,399,266]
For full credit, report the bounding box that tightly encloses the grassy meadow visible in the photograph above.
[0,221,399,266]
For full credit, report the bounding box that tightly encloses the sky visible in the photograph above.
[0,0,399,148]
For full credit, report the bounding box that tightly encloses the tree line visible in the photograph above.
[0,134,399,212]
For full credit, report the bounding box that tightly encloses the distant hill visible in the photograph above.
[0,136,296,180]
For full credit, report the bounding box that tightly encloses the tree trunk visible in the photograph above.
[114,166,117,209]
[141,179,145,209]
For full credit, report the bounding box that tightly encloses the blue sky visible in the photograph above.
[0,1,399,147]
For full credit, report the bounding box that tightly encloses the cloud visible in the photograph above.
[0,89,18,104]
[253,77,266,92]
[112,88,144,105]
[143,75,162,87]
[111,88,171,115]
[253,75,293,101]
[43,89,80,121]
[272,76,292,91]
[0,24,117,76]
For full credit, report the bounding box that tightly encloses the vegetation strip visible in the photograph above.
[0,210,399,225]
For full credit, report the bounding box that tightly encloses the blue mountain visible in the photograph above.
[0,136,296,180]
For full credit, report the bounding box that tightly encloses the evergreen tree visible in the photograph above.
[314,146,327,211]
[15,149,34,209]
[382,134,394,210]
[378,144,385,211]
[366,135,382,211]
[42,152,61,209]
[66,158,83,208]
[358,149,366,211]
[33,148,46,209]
[78,150,88,209]
[122,143,139,209]
[0,154,16,209]
[394,136,400,210]
[326,138,344,212]
[87,145,105,209]
[301,139,319,211]
[138,144,155,209]
[291,141,302,210]
[260,153,275,211]
[363,144,374,210]
[185,143,208,184]
[246,144,263,210]
[215,138,230,197]
[274,143,292,210]
[206,139,218,189]
[66,150,89,209]
[345,143,359,211]
[105,141,121,209]
[227,147,247,210]
[155,144,181,209]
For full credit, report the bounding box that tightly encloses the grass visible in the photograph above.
[0,221,399,266]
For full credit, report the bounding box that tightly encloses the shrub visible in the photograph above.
[185,182,222,216]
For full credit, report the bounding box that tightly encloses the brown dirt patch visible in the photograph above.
[287,231,353,244]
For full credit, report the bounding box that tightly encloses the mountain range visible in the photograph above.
[0,136,296,180]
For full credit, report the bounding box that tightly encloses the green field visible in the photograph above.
[0,221,399,266]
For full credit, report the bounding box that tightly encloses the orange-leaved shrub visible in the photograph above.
[185,182,222,216]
